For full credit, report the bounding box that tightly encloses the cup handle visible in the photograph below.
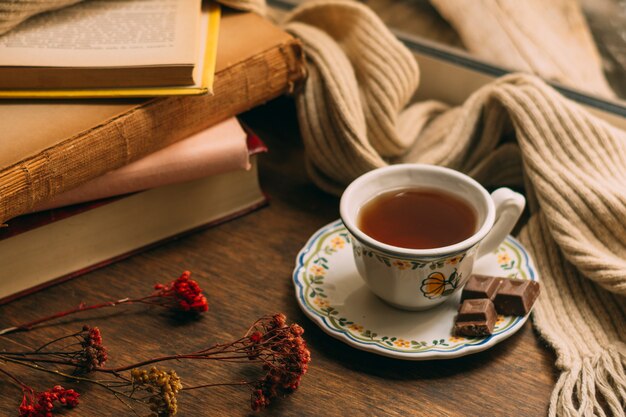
[477,188,526,258]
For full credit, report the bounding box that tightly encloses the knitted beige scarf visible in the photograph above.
[282,2,626,416]
[1,0,624,415]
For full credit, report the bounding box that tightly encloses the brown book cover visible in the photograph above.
[0,11,305,224]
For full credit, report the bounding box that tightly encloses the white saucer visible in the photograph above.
[292,220,539,360]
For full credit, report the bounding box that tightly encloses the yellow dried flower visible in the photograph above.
[131,366,183,417]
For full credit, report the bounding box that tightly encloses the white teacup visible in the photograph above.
[340,164,525,311]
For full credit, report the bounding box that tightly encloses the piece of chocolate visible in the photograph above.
[461,274,503,301]
[454,321,493,337]
[493,279,540,316]
[453,299,497,337]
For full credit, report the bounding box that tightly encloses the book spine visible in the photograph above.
[0,39,305,224]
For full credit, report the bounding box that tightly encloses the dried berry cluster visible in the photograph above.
[0,271,210,338]
[247,314,311,411]
[131,367,183,417]
[19,385,80,417]
[0,271,310,416]
[154,271,209,313]
[76,325,108,373]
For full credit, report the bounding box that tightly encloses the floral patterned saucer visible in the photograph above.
[292,220,539,360]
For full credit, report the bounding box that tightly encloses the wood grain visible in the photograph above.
[0,97,556,416]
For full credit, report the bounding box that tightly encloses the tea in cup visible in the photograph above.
[340,164,525,311]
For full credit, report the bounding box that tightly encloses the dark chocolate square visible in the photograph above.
[493,280,540,316]
[461,274,503,301]
[454,299,497,336]
[457,299,494,321]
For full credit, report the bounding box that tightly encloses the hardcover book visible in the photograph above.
[0,122,268,304]
[0,11,305,224]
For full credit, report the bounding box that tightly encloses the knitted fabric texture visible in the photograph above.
[284,1,626,415]
[429,0,615,98]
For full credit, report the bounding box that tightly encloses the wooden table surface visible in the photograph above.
[0,98,557,416]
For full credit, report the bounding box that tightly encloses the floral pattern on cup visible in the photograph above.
[446,255,464,265]
[297,222,536,354]
[420,269,461,299]
[392,260,411,270]
[352,238,468,272]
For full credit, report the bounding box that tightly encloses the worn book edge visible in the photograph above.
[0,3,221,98]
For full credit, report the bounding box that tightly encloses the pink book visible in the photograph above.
[33,117,250,211]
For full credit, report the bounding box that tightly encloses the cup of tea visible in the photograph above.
[340,164,525,311]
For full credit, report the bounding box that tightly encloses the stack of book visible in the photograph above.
[0,2,306,302]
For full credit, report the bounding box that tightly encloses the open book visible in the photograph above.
[0,0,220,98]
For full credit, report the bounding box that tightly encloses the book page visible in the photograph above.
[0,0,201,67]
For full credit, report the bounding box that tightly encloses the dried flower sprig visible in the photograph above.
[0,314,310,415]
[0,271,208,336]
[97,314,311,411]
[0,367,80,417]
[153,272,208,313]
[246,314,311,410]
[131,367,183,417]
[19,385,80,417]
[1,325,108,374]
[2,356,181,417]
